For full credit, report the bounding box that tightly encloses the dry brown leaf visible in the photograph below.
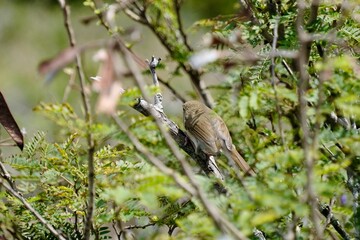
[38,46,81,77]
[0,91,24,150]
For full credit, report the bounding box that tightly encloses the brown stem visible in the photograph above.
[58,1,95,239]
[295,0,322,238]
[0,178,66,240]
[270,17,286,149]
[173,0,192,51]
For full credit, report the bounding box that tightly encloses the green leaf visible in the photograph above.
[239,96,249,118]
[251,210,279,226]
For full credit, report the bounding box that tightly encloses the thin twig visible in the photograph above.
[87,1,187,103]
[238,0,298,86]
[0,178,66,240]
[0,161,17,191]
[157,78,187,103]
[123,1,214,107]
[147,56,163,112]
[281,59,297,82]
[270,17,286,149]
[57,1,95,239]
[304,0,320,63]
[317,201,351,240]
[62,67,76,102]
[295,0,322,238]
[123,222,156,230]
[173,0,192,51]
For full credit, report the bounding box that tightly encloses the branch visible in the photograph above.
[253,229,266,240]
[57,1,95,239]
[112,114,196,195]
[317,201,351,240]
[347,166,360,239]
[133,99,225,185]
[238,0,298,88]
[0,161,17,190]
[241,0,273,43]
[0,174,66,239]
[123,1,214,107]
[123,222,156,231]
[270,17,286,148]
[295,0,322,238]
[329,112,354,130]
[303,0,320,63]
[135,57,225,188]
[86,1,187,103]
[173,0,192,51]
[158,77,187,103]
[147,56,163,112]
[112,115,248,238]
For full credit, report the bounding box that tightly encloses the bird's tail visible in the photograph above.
[226,145,256,176]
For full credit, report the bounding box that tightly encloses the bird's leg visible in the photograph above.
[208,155,224,181]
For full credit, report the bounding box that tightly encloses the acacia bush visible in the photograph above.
[1,0,360,239]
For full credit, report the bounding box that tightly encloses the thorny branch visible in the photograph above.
[58,1,95,239]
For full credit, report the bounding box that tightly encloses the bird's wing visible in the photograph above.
[209,113,233,151]
[185,114,219,154]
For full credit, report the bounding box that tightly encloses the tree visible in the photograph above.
[0,0,359,239]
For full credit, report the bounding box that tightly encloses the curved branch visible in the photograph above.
[0,178,66,240]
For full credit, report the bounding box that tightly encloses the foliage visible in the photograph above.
[1,0,360,239]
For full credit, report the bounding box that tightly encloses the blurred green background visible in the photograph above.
[0,0,236,154]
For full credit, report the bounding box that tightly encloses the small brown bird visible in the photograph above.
[183,100,255,176]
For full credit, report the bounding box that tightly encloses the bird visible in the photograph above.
[183,100,256,176]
